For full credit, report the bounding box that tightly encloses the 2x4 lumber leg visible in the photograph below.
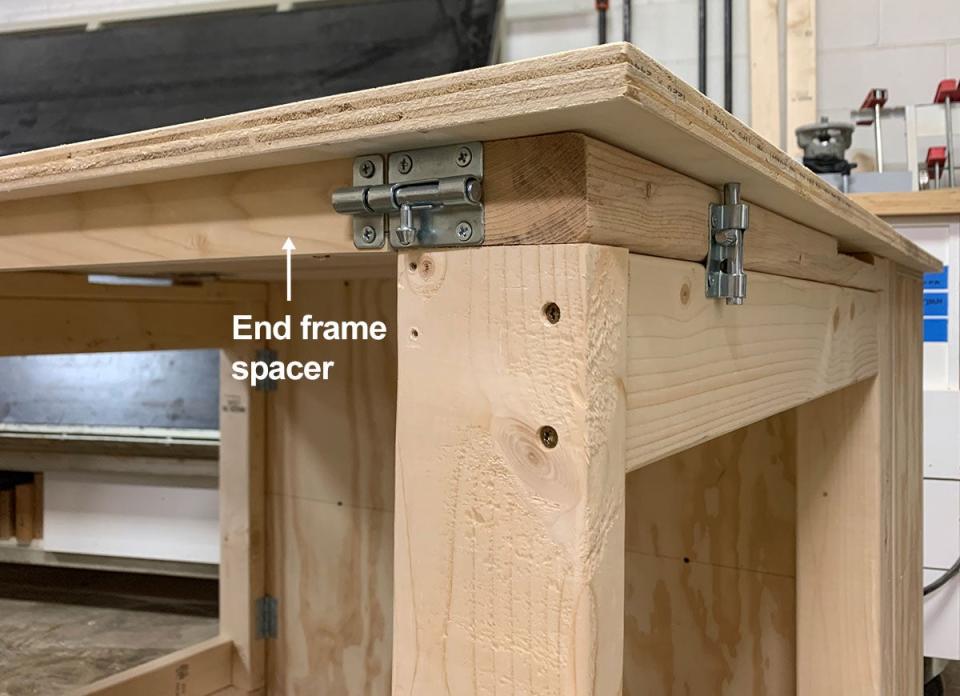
[796,261,923,694]
[393,244,628,695]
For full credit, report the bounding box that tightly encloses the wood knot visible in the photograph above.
[680,283,691,306]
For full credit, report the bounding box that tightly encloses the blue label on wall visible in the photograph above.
[925,318,948,343]
[925,265,949,290]
[924,292,949,316]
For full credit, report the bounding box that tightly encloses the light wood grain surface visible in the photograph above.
[795,262,923,695]
[853,189,960,217]
[624,413,796,695]
[394,244,628,696]
[625,254,879,471]
[0,43,936,272]
[265,278,395,696]
[0,133,884,293]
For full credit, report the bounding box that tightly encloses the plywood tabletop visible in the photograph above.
[0,42,938,273]
[853,189,960,218]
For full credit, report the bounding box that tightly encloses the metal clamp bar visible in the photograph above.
[706,182,749,305]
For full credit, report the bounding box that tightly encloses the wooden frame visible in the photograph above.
[0,43,934,696]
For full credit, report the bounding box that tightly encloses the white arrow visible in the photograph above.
[282,237,296,302]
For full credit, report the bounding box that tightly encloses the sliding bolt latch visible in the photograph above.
[706,182,750,305]
[332,143,485,249]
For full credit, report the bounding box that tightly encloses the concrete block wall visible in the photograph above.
[817,0,960,171]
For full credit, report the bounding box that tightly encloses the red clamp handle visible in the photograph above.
[595,0,609,8]
[934,79,960,104]
[857,88,888,125]
[927,146,947,171]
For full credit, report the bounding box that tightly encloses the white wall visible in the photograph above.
[817,0,960,170]
[503,0,752,122]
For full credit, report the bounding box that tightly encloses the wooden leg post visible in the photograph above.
[394,244,628,695]
[796,261,923,694]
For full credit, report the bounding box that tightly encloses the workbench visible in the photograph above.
[0,43,937,696]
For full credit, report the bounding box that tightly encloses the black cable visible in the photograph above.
[925,556,960,596]
[623,0,632,44]
[723,0,733,112]
[698,0,707,94]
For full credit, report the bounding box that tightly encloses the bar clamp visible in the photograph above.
[706,182,750,305]
[332,143,484,250]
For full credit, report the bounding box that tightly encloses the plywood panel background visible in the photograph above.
[623,413,797,695]
[265,276,396,695]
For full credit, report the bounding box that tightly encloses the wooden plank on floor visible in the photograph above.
[73,636,232,696]
[0,44,936,273]
[626,253,879,471]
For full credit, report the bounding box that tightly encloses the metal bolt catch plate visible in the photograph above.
[386,142,484,249]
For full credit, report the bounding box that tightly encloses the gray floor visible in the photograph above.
[944,661,960,695]
[0,564,218,696]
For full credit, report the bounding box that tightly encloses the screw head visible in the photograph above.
[455,221,473,241]
[543,302,561,324]
[398,155,414,175]
[359,159,376,179]
[539,426,559,449]
[456,146,473,168]
[360,225,377,244]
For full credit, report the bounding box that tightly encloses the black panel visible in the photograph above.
[0,0,501,154]
[0,350,220,429]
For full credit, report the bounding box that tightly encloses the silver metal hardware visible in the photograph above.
[706,183,750,305]
[254,349,279,392]
[255,595,278,639]
[332,143,484,250]
[331,156,387,249]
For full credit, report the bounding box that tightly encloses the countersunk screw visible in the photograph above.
[456,146,473,168]
[359,159,376,179]
[456,221,473,241]
[539,426,559,449]
[543,302,561,324]
[398,155,414,175]
[360,225,377,244]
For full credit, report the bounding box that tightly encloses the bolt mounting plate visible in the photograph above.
[385,142,484,249]
[351,155,386,250]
